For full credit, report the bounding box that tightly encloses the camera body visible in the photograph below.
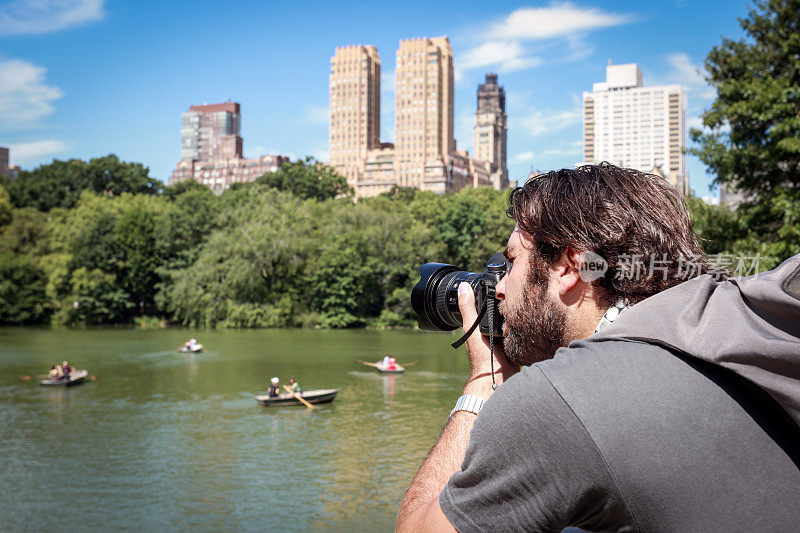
[411,252,509,337]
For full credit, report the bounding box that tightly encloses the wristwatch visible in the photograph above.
[450,394,485,417]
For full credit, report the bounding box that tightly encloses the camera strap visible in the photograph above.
[450,305,486,349]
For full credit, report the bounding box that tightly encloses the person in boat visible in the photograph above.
[61,360,73,378]
[268,377,280,398]
[49,365,60,381]
[387,357,397,371]
[287,378,302,395]
[382,355,391,367]
[184,337,199,350]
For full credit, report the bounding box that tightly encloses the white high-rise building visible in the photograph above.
[583,63,688,194]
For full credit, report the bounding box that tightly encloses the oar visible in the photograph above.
[18,374,49,381]
[399,362,419,367]
[356,360,381,368]
[283,385,314,409]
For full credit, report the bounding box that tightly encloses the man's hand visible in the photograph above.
[457,282,520,397]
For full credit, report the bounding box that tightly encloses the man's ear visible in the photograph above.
[558,247,583,296]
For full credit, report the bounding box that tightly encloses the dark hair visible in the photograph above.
[507,162,714,305]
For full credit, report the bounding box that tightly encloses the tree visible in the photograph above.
[0,207,49,256]
[0,184,12,228]
[0,254,48,324]
[690,0,800,195]
[685,195,745,254]
[690,0,800,262]
[255,157,353,201]
[5,154,161,211]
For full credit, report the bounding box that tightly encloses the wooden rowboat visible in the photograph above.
[356,360,406,373]
[40,369,88,387]
[255,389,338,407]
[375,362,404,373]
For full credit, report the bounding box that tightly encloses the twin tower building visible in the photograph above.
[330,37,508,198]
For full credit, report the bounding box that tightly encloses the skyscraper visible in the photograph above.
[0,146,9,178]
[181,102,243,162]
[332,36,492,197]
[170,101,288,194]
[474,74,508,190]
[394,36,455,193]
[583,63,688,194]
[329,44,382,188]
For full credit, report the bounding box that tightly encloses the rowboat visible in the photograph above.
[375,362,404,373]
[178,344,203,353]
[356,360,406,373]
[255,389,338,407]
[40,369,88,387]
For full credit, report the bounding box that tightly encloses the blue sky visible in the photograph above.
[0,0,748,199]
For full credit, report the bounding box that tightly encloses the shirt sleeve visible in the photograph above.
[439,365,636,533]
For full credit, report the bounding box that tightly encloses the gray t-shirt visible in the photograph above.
[440,339,800,532]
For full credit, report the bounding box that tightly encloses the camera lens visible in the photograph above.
[411,263,482,331]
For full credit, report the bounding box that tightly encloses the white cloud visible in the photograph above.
[9,139,66,163]
[664,53,715,99]
[687,116,704,130]
[486,2,637,41]
[302,104,329,126]
[0,0,104,35]
[511,151,536,164]
[702,195,719,206]
[457,2,636,78]
[0,59,63,129]
[457,41,542,80]
[516,107,582,137]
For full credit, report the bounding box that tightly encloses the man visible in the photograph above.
[397,164,800,531]
[268,377,280,398]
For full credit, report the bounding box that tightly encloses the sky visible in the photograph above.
[0,0,749,200]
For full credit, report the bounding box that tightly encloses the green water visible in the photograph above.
[0,327,470,532]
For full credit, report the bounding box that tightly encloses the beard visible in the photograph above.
[500,259,568,367]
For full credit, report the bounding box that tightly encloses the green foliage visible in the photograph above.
[685,195,744,254]
[0,253,47,324]
[255,157,353,201]
[5,154,161,211]
[689,0,800,263]
[690,0,800,195]
[11,150,790,329]
[0,207,49,256]
[0,184,12,228]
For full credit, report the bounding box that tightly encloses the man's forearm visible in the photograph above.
[396,411,476,531]
[396,374,497,531]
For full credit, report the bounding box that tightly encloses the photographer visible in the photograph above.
[397,163,800,531]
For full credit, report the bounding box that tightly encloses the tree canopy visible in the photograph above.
[255,157,353,201]
[3,154,161,211]
[689,0,800,263]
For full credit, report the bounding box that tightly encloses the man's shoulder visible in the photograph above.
[496,337,687,410]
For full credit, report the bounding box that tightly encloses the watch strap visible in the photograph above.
[450,394,485,417]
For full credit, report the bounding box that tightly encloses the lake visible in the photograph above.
[0,327,471,532]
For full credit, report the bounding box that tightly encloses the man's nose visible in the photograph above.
[496,273,507,300]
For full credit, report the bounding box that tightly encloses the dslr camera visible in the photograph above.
[411,252,509,338]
